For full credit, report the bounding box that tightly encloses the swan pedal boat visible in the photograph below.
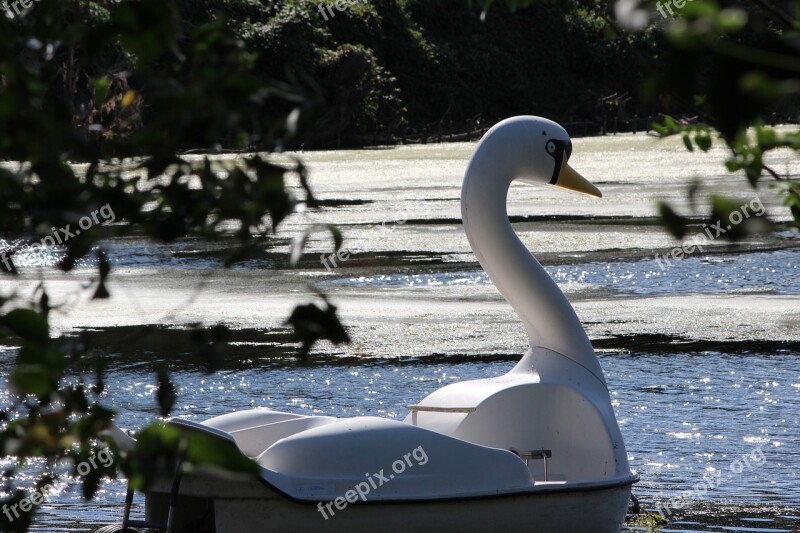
[112,116,638,533]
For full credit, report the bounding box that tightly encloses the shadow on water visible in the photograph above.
[0,326,793,374]
[624,502,800,532]
[11,326,791,373]
[45,325,527,372]
[593,333,800,356]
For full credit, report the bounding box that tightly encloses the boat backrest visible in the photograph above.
[233,416,337,458]
[167,418,242,453]
[201,409,306,433]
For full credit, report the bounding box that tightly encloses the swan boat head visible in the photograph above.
[463,115,600,197]
[461,115,607,384]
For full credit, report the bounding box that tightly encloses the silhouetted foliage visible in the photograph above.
[614,0,800,234]
[0,1,348,529]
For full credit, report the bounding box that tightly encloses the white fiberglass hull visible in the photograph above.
[145,473,636,533]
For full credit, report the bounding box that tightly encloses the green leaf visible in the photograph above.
[10,345,69,397]
[708,195,769,241]
[694,131,712,152]
[682,133,694,152]
[17,345,69,372]
[183,429,259,475]
[156,367,177,417]
[791,204,800,228]
[725,159,743,172]
[716,8,748,33]
[10,364,53,397]
[289,224,343,266]
[651,122,668,136]
[81,464,104,500]
[121,423,182,491]
[1,309,49,343]
[123,421,258,492]
[188,324,230,373]
[94,77,110,106]
[286,297,350,358]
[657,202,690,239]
[755,127,777,148]
[93,249,112,299]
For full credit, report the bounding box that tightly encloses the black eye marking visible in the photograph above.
[546,139,568,185]
[542,130,547,136]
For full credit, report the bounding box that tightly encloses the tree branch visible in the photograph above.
[750,0,796,29]
[762,163,786,181]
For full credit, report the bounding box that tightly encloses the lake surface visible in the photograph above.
[1,132,799,531]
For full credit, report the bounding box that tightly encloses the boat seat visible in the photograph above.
[202,409,306,433]
[232,416,338,458]
[178,412,339,459]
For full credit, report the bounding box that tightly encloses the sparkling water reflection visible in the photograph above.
[325,249,800,296]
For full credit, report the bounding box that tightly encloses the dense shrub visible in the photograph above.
[2,1,664,148]
[156,0,664,144]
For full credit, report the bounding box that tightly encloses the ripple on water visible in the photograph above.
[323,249,800,296]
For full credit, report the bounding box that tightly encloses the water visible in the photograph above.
[1,132,799,531]
[324,249,800,295]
